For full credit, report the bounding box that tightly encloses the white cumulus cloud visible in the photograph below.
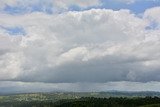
[0,7,160,84]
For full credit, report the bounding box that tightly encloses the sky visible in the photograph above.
[0,0,160,93]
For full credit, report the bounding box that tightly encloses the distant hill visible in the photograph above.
[0,91,160,101]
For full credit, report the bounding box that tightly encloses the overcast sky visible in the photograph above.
[0,0,160,93]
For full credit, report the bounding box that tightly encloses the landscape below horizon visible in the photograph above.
[0,92,160,107]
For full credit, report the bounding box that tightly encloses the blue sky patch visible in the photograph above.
[0,26,26,36]
[3,3,53,15]
[4,5,28,15]
[100,0,160,13]
[69,5,81,11]
[145,21,159,30]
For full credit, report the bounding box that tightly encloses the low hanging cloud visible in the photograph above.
[1,81,160,93]
[0,7,160,83]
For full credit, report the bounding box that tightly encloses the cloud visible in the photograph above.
[53,0,101,9]
[1,81,160,93]
[0,0,101,14]
[0,7,160,84]
[144,7,160,29]
[0,34,22,80]
[113,0,160,4]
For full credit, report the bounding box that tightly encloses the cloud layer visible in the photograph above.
[0,7,160,84]
[1,81,160,93]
